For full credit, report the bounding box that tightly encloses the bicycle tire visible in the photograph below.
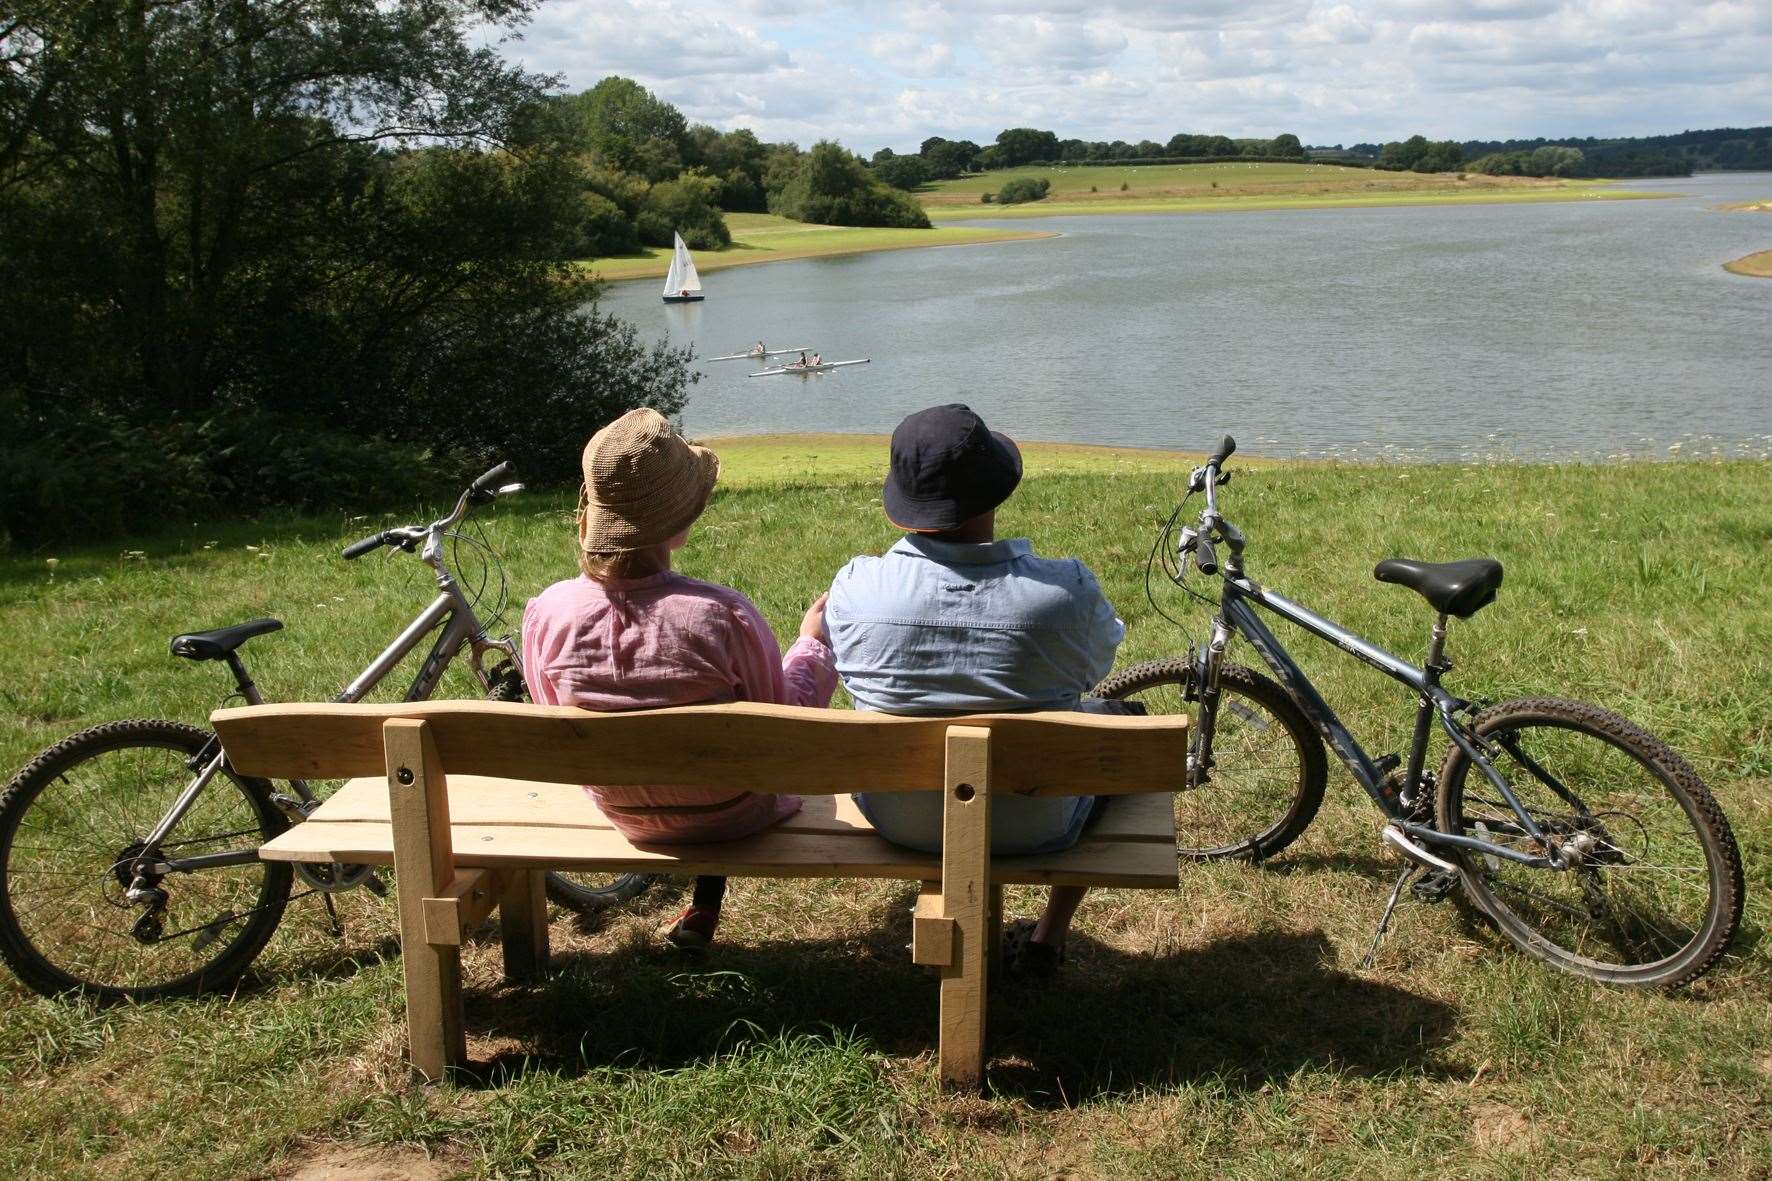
[1435,697,1743,987]
[484,667,657,916]
[1096,659,1327,861]
[0,720,292,1001]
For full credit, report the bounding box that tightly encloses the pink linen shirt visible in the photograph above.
[520,571,837,844]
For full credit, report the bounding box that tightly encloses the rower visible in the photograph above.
[755,341,766,356]
[811,353,822,367]
[798,351,808,366]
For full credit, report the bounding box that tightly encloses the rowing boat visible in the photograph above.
[707,346,812,362]
[748,359,871,377]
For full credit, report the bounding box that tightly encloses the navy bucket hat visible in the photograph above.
[882,404,1023,532]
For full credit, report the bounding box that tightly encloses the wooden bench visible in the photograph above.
[211,700,1188,1088]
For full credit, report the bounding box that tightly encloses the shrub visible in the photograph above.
[872,154,930,191]
[636,172,730,249]
[1119,181,1129,191]
[996,177,1051,204]
[576,191,640,257]
[1090,185,1097,192]
[980,192,994,203]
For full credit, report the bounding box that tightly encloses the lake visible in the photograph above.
[599,172,1772,461]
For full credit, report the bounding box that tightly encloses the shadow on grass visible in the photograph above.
[457,888,1459,1104]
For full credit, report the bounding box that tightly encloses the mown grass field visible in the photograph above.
[580,213,1054,282]
[2,441,1768,1179]
[917,162,1665,220]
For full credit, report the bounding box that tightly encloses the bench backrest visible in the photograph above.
[211,700,1187,795]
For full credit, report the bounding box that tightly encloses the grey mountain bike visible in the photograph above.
[1097,436,1743,987]
[0,464,648,1002]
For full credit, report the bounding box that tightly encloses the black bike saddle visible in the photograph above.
[169,618,283,661]
[1373,558,1503,619]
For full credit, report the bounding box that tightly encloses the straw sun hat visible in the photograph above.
[576,409,720,554]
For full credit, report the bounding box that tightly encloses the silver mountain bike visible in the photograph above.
[1097,436,1744,987]
[0,463,648,1002]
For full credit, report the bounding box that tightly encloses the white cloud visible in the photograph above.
[504,0,1772,152]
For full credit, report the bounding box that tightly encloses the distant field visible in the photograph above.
[582,213,1054,282]
[918,162,1667,219]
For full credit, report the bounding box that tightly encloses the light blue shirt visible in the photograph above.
[827,535,1125,714]
[827,535,1126,854]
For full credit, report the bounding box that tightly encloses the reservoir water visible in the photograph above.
[599,172,1772,461]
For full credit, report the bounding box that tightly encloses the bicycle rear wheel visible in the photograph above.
[0,720,292,1000]
[1096,659,1327,861]
[485,665,655,916]
[1435,697,1743,987]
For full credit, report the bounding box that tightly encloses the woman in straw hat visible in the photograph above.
[521,409,836,950]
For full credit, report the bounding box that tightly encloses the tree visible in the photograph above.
[1270,133,1305,159]
[873,154,931,191]
[563,76,689,179]
[0,1,694,541]
[1378,134,1431,170]
[768,140,930,227]
[922,138,978,178]
[994,127,1059,166]
[996,177,1050,204]
[637,172,731,249]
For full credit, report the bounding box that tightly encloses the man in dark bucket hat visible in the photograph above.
[826,404,1127,976]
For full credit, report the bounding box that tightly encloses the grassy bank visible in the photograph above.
[581,213,1055,282]
[919,161,1665,220]
[1724,248,1772,277]
[2,441,1769,1179]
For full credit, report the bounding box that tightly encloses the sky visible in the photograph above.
[497,0,1772,154]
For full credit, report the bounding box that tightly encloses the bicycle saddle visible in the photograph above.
[169,618,283,661]
[1373,558,1503,619]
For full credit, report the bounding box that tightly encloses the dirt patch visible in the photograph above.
[1717,200,1772,213]
[282,1145,462,1181]
[1469,1102,1536,1154]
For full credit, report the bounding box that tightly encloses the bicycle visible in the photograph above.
[0,463,649,1002]
[1096,436,1744,987]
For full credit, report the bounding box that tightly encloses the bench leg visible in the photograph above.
[939,725,992,1089]
[385,718,467,1084]
[499,869,550,981]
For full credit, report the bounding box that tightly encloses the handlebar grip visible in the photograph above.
[471,461,513,493]
[341,531,388,560]
[1194,534,1220,576]
[1207,435,1236,468]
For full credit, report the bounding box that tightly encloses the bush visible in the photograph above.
[872,154,930,191]
[1119,181,1129,191]
[575,191,640,257]
[980,192,994,203]
[996,177,1050,204]
[636,172,730,249]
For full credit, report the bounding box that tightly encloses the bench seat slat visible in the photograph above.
[258,778,1180,889]
[303,776,1176,845]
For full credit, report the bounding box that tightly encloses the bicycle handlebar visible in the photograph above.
[470,461,513,498]
[1207,434,1236,469]
[1194,532,1220,576]
[341,531,392,560]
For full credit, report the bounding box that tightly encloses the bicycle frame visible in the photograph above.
[132,519,519,878]
[1203,573,1564,871]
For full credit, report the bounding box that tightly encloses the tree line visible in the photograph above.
[540,76,927,259]
[862,129,1309,189]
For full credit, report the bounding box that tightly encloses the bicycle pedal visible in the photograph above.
[1372,752,1402,777]
[1410,868,1459,904]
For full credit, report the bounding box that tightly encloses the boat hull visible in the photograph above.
[662,294,705,303]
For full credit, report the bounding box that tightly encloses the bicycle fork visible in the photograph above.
[1186,617,1235,791]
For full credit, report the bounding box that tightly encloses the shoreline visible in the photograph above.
[925,186,1669,221]
[1723,248,1772,277]
[698,433,1768,488]
[584,220,1056,283]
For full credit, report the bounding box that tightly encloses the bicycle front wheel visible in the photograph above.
[0,720,292,1000]
[1096,659,1327,861]
[1435,697,1743,987]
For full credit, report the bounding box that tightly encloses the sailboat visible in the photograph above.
[661,233,704,303]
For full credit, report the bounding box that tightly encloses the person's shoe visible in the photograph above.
[1000,917,1065,980]
[658,905,719,952]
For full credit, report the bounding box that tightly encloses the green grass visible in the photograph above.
[3,440,1769,1179]
[918,161,1666,221]
[580,213,1055,283]
[1723,248,1772,277]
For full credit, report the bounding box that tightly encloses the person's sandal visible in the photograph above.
[1000,917,1064,980]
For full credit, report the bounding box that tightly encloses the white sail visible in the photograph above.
[663,233,701,295]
